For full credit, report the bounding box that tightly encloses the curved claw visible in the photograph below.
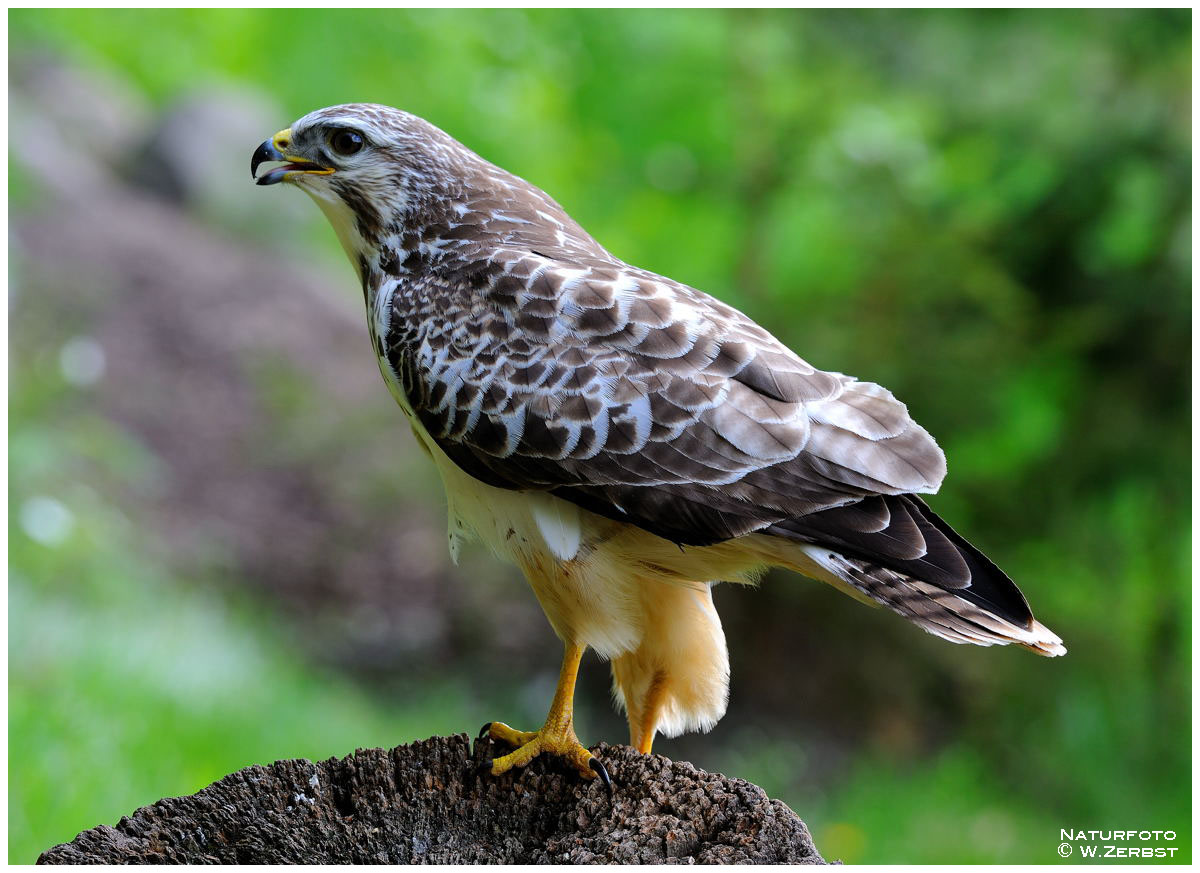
[477,722,493,740]
[588,757,613,796]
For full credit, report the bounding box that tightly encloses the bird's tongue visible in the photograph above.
[254,161,325,186]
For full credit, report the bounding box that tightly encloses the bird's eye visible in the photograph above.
[329,129,365,156]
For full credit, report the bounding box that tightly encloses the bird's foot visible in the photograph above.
[478,721,611,792]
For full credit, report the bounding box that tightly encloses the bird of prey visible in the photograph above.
[252,103,1065,787]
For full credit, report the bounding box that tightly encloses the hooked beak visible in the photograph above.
[251,128,334,186]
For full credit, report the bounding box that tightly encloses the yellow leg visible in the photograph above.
[631,670,668,755]
[479,642,611,790]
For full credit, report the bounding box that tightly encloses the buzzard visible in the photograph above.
[252,104,1064,787]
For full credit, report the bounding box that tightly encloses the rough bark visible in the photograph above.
[39,734,825,864]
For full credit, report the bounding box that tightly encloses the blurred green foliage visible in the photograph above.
[9,8,1190,864]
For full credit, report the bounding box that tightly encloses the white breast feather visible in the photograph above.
[529,493,583,561]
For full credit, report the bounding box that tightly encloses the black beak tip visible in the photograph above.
[251,139,284,182]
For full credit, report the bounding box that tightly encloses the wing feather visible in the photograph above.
[387,258,946,547]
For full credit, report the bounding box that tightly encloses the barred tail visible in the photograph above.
[801,546,1066,657]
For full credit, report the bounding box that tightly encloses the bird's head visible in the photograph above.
[253,103,598,280]
[251,103,473,268]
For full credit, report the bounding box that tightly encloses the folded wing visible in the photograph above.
[388,256,945,548]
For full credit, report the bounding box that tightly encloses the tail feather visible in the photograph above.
[771,494,1035,627]
[765,493,1064,656]
[800,546,1067,657]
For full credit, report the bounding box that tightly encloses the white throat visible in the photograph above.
[304,186,369,280]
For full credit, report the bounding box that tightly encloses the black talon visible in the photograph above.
[478,757,493,774]
[589,757,613,796]
[477,722,493,739]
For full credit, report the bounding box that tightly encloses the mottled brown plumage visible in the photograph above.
[252,104,1064,771]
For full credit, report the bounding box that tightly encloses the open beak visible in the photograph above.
[251,128,334,186]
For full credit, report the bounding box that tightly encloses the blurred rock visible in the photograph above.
[126,86,315,236]
[9,51,149,196]
[11,50,150,166]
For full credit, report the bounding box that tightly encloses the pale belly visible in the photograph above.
[371,349,826,657]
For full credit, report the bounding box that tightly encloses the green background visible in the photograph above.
[9,8,1191,863]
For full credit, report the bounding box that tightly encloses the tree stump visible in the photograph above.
[38,734,825,864]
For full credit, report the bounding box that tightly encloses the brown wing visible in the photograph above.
[386,255,946,547]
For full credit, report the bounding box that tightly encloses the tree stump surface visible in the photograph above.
[38,734,825,864]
